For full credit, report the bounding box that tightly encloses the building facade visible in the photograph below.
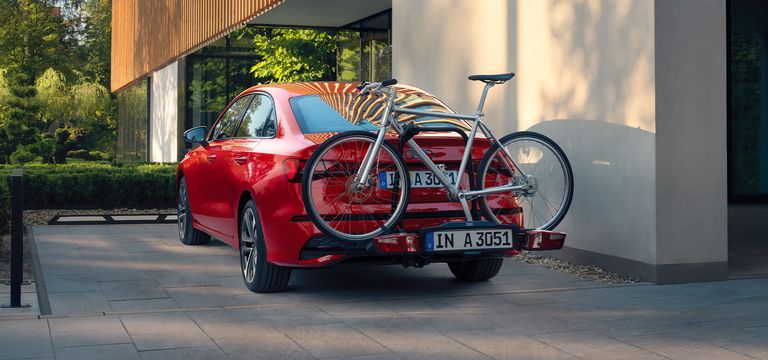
[112,0,767,283]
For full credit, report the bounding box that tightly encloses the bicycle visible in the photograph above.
[301,73,574,242]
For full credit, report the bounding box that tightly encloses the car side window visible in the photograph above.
[235,94,276,138]
[211,95,253,141]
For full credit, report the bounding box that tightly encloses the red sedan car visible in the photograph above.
[177,82,534,292]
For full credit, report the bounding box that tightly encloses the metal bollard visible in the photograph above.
[3,169,29,308]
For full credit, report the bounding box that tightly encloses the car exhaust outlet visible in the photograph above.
[523,230,566,251]
[373,233,420,253]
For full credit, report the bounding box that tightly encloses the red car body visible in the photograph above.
[177,82,521,268]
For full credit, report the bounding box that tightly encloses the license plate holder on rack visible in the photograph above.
[419,221,525,253]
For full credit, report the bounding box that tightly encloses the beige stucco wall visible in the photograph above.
[150,61,179,163]
[393,0,659,265]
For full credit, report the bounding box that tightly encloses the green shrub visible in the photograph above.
[10,146,38,164]
[68,149,112,161]
[0,162,177,210]
[0,175,9,235]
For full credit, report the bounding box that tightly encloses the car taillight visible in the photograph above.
[373,234,420,253]
[283,158,303,182]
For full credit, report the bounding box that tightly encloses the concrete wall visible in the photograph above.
[149,61,179,163]
[515,0,657,269]
[393,0,729,282]
[654,0,728,281]
[391,0,515,135]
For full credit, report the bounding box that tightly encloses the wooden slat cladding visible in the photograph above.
[111,0,284,93]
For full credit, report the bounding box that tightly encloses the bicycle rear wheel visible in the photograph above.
[301,131,410,241]
[476,131,573,230]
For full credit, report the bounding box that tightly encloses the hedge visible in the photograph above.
[0,176,8,235]
[0,163,177,213]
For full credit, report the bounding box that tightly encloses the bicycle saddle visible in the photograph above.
[468,72,515,83]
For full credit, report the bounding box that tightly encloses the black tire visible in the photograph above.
[301,130,410,241]
[177,177,211,245]
[239,200,291,293]
[448,258,504,281]
[476,131,574,230]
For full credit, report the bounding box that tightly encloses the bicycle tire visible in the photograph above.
[476,131,573,230]
[301,131,410,241]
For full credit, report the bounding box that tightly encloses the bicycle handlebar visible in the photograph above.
[355,79,398,97]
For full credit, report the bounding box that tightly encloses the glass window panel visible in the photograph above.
[116,79,148,163]
[236,95,275,138]
[729,0,768,198]
[211,95,252,140]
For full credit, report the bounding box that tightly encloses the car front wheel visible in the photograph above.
[448,258,504,281]
[240,200,291,293]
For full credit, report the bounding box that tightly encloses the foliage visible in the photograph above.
[67,149,110,161]
[0,175,8,235]
[0,163,177,210]
[9,146,38,164]
[0,0,73,81]
[250,29,338,83]
[0,72,43,164]
[0,0,115,165]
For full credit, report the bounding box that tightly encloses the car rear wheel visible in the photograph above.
[178,177,211,245]
[240,200,291,293]
[448,258,504,281]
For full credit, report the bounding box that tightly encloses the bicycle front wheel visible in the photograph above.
[476,131,573,230]
[301,131,410,241]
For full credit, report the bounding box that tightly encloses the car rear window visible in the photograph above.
[289,91,470,134]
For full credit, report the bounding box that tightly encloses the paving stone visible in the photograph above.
[385,339,488,360]
[48,291,110,315]
[533,331,668,360]
[619,333,757,360]
[55,343,140,360]
[448,329,579,360]
[49,316,124,333]
[0,319,50,343]
[336,313,452,347]
[0,340,53,360]
[131,330,215,351]
[164,285,251,308]
[253,304,339,326]
[204,322,305,356]
[99,280,169,301]
[51,327,132,348]
[44,273,102,293]
[120,312,199,335]
[138,346,228,360]
[280,323,391,359]
[108,298,179,312]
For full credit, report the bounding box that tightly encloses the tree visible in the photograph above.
[0,0,72,81]
[250,28,338,83]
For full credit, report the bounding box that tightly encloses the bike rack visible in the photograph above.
[391,124,480,230]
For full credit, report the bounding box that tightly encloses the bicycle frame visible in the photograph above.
[354,82,531,221]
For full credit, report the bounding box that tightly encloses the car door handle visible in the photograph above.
[207,154,217,162]
[234,155,247,165]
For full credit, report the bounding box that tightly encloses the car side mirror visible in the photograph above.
[184,126,209,148]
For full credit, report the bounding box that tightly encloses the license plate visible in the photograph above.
[379,168,458,189]
[424,229,515,252]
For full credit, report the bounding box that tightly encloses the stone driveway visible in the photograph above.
[0,224,766,359]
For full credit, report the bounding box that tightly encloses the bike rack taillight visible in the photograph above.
[523,230,566,251]
[373,233,420,253]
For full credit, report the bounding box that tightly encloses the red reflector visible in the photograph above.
[524,230,566,251]
[373,234,420,253]
[283,158,302,182]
